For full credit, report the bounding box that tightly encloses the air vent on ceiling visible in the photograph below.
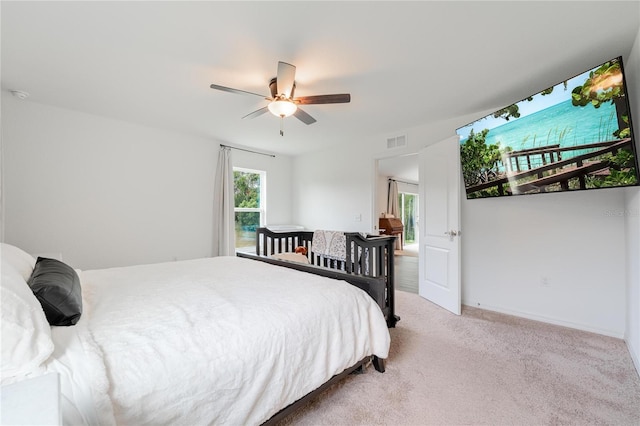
[386,134,407,149]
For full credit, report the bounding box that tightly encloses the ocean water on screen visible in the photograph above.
[486,100,619,158]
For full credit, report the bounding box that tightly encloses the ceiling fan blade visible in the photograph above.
[210,84,268,99]
[242,106,269,120]
[276,61,296,98]
[293,108,317,125]
[294,94,351,105]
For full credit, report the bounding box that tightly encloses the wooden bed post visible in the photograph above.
[383,236,399,328]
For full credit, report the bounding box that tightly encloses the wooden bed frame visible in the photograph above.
[238,227,399,426]
[237,227,399,328]
[262,355,381,425]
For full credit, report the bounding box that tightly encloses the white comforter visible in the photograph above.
[45,256,390,425]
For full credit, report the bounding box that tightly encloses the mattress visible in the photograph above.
[44,255,391,425]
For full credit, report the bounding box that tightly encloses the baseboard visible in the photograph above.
[462,301,624,339]
[625,337,640,379]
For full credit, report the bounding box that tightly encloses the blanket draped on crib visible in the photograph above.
[311,231,370,274]
[311,230,347,261]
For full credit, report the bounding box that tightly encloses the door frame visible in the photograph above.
[372,137,462,314]
[372,152,420,235]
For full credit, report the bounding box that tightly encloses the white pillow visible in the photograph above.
[270,252,311,264]
[1,243,37,281]
[1,265,54,384]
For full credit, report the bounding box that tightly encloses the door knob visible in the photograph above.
[444,230,460,241]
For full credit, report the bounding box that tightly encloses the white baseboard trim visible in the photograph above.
[625,337,640,379]
[461,300,624,339]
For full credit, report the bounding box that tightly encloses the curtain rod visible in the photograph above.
[220,144,276,158]
[389,178,418,185]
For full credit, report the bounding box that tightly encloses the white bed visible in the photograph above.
[1,244,390,425]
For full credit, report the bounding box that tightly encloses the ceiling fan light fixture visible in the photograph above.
[268,99,297,117]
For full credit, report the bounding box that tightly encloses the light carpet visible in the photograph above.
[278,291,640,425]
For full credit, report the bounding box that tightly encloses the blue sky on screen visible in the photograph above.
[456,69,593,141]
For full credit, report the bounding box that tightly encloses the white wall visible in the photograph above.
[1,94,293,269]
[624,26,640,374]
[375,171,388,226]
[462,189,627,336]
[292,142,373,233]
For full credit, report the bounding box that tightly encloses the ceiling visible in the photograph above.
[379,154,419,184]
[2,1,639,160]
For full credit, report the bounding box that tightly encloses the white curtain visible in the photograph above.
[387,179,401,250]
[387,179,399,218]
[212,146,235,256]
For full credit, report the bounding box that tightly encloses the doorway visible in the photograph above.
[376,154,419,293]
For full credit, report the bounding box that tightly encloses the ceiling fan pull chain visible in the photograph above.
[280,116,284,136]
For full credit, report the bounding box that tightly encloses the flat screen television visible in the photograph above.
[456,56,639,199]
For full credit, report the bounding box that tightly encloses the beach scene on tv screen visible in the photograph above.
[457,57,638,199]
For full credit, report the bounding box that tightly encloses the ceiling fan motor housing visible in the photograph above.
[269,77,295,99]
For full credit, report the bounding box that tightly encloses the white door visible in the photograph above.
[418,136,461,314]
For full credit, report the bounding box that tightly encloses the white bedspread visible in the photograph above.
[46,256,390,425]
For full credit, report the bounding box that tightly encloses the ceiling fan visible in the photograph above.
[210,61,351,136]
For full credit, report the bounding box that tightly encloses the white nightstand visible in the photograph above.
[1,373,61,425]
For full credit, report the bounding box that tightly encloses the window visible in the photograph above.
[398,192,418,244]
[234,168,266,249]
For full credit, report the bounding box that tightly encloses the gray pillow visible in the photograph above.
[27,257,82,326]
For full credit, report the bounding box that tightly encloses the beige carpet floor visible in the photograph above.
[278,291,640,425]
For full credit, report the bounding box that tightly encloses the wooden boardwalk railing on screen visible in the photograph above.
[466,138,632,196]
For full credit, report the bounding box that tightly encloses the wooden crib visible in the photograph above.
[237,227,399,327]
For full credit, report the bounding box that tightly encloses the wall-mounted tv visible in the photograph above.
[456,56,639,199]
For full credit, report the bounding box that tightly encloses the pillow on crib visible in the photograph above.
[1,265,55,383]
[1,243,37,281]
[28,257,82,326]
[271,252,311,264]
